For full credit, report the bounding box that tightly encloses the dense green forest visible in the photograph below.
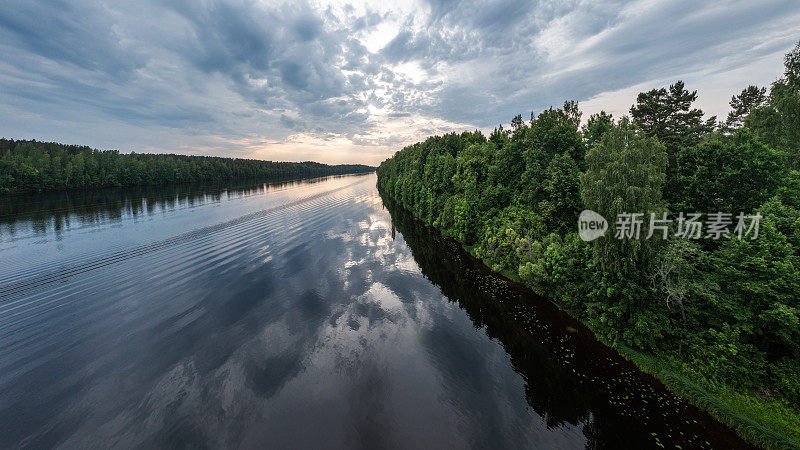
[378,42,800,446]
[0,139,374,194]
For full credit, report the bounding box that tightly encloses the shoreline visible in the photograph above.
[380,186,799,450]
[0,170,376,197]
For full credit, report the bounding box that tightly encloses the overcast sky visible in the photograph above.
[1,0,799,164]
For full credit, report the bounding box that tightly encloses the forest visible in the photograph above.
[377,42,800,447]
[0,139,374,194]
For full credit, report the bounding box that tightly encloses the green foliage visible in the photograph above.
[376,40,800,444]
[710,210,800,381]
[746,42,800,168]
[630,80,716,160]
[724,85,768,131]
[541,152,582,233]
[747,82,800,168]
[653,237,717,324]
[689,324,768,388]
[582,110,614,149]
[777,170,800,209]
[479,206,546,272]
[0,139,374,194]
[580,119,667,276]
[784,40,800,90]
[630,80,716,206]
[673,129,787,213]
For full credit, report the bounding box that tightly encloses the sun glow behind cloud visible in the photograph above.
[0,0,798,164]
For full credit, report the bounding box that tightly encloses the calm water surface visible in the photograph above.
[0,174,751,448]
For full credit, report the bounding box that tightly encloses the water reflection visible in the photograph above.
[0,175,356,240]
[0,175,750,448]
[0,175,371,286]
[382,195,753,449]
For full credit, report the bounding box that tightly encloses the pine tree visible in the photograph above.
[724,85,768,131]
[630,80,715,169]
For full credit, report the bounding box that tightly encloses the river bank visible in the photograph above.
[379,186,800,450]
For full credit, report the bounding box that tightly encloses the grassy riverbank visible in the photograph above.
[619,348,800,449]
[455,223,800,449]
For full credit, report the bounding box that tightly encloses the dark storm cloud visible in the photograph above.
[0,0,798,160]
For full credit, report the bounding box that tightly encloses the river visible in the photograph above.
[0,173,751,448]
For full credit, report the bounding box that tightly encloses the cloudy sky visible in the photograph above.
[1,0,799,165]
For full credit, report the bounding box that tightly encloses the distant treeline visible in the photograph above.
[378,42,800,446]
[0,139,374,194]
